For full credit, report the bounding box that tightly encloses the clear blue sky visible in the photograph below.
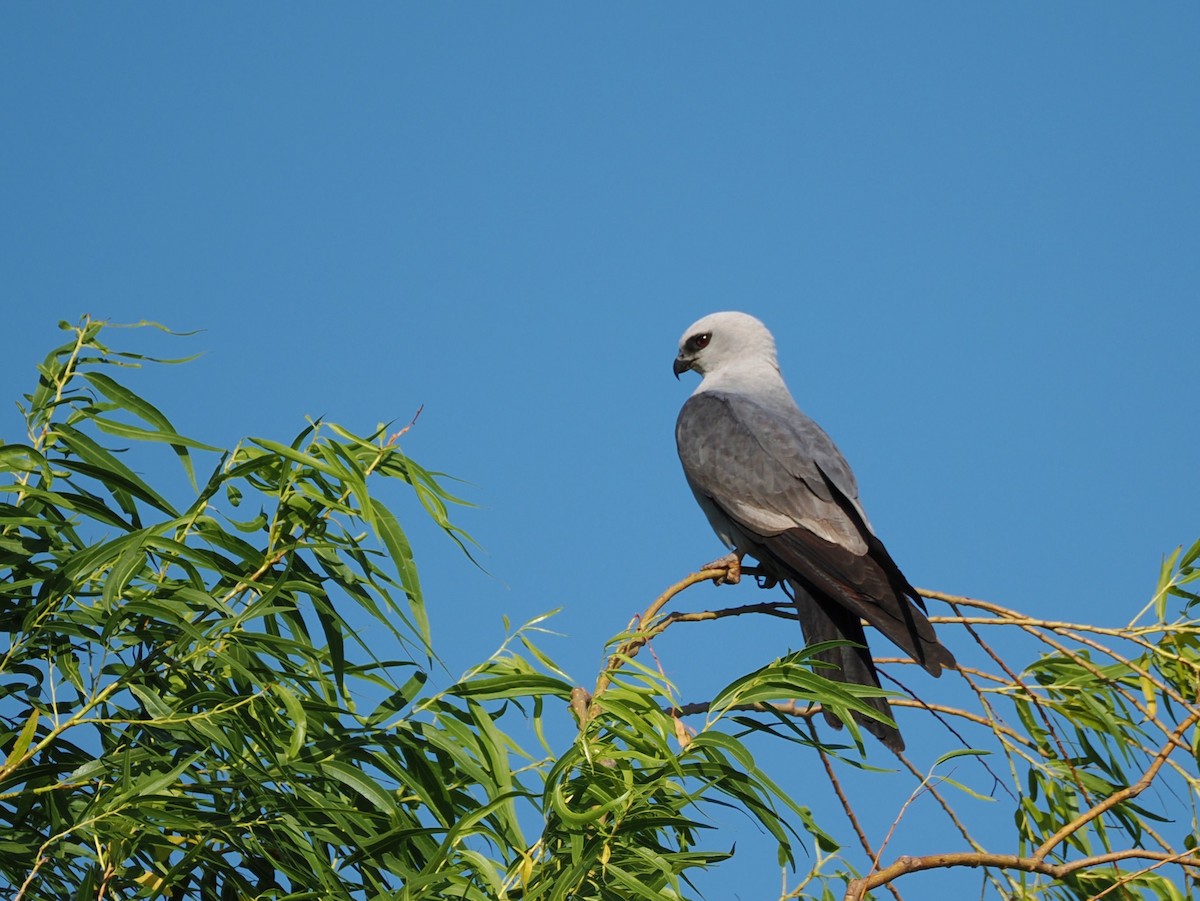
[3,6,1198,897]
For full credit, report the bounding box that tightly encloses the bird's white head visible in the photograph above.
[673,311,781,387]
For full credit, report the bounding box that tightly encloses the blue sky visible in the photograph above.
[3,6,1198,897]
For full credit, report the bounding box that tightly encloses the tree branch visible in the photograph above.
[584,567,727,718]
[582,571,1200,898]
[845,711,1200,899]
[1032,709,1200,861]
[845,849,1200,901]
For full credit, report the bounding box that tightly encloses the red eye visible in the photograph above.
[689,333,711,351]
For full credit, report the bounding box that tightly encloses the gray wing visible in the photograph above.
[676,391,955,678]
[675,391,869,551]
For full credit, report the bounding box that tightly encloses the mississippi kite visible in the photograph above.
[674,311,955,751]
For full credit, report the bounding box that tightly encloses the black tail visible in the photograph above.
[789,580,905,752]
[764,526,956,678]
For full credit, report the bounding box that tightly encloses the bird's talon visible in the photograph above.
[703,552,742,585]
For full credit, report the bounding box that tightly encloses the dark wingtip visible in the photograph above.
[826,709,905,753]
[858,710,906,753]
[878,729,905,754]
[918,643,958,678]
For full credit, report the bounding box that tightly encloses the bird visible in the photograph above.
[673,311,955,752]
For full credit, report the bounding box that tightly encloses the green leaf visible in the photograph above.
[49,422,178,516]
[931,748,991,766]
[321,759,398,813]
[100,539,149,609]
[3,709,40,769]
[82,370,215,488]
[451,674,574,701]
[368,496,429,649]
[272,683,308,761]
[0,443,50,475]
[247,435,339,477]
[550,780,632,826]
[117,753,202,802]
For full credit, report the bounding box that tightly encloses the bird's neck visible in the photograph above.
[694,361,794,404]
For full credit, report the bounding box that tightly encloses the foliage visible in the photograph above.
[2,319,1198,900]
[0,319,816,900]
[0,318,550,899]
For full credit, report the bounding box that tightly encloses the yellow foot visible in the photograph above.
[703,552,742,585]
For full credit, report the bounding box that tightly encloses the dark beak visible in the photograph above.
[673,356,692,379]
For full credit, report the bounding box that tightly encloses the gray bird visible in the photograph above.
[673,311,955,752]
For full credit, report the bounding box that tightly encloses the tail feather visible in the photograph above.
[790,580,904,753]
[769,528,956,677]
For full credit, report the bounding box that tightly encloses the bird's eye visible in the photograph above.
[688,333,712,352]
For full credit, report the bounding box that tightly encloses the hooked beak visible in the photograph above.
[673,356,693,379]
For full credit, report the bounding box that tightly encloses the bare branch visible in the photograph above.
[588,567,729,713]
[584,572,1200,898]
[844,712,1200,899]
[1032,710,1200,861]
[805,720,905,901]
[845,849,1200,901]
[386,404,424,446]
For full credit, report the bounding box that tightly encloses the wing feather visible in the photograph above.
[676,392,866,551]
[676,390,956,677]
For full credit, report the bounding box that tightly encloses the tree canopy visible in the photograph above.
[2,319,1198,900]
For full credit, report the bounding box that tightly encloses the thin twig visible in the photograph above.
[844,712,1200,899]
[588,566,735,711]
[805,720,904,901]
[844,849,1200,900]
[1032,710,1200,861]
[386,404,424,446]
[582,573,1200,899]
